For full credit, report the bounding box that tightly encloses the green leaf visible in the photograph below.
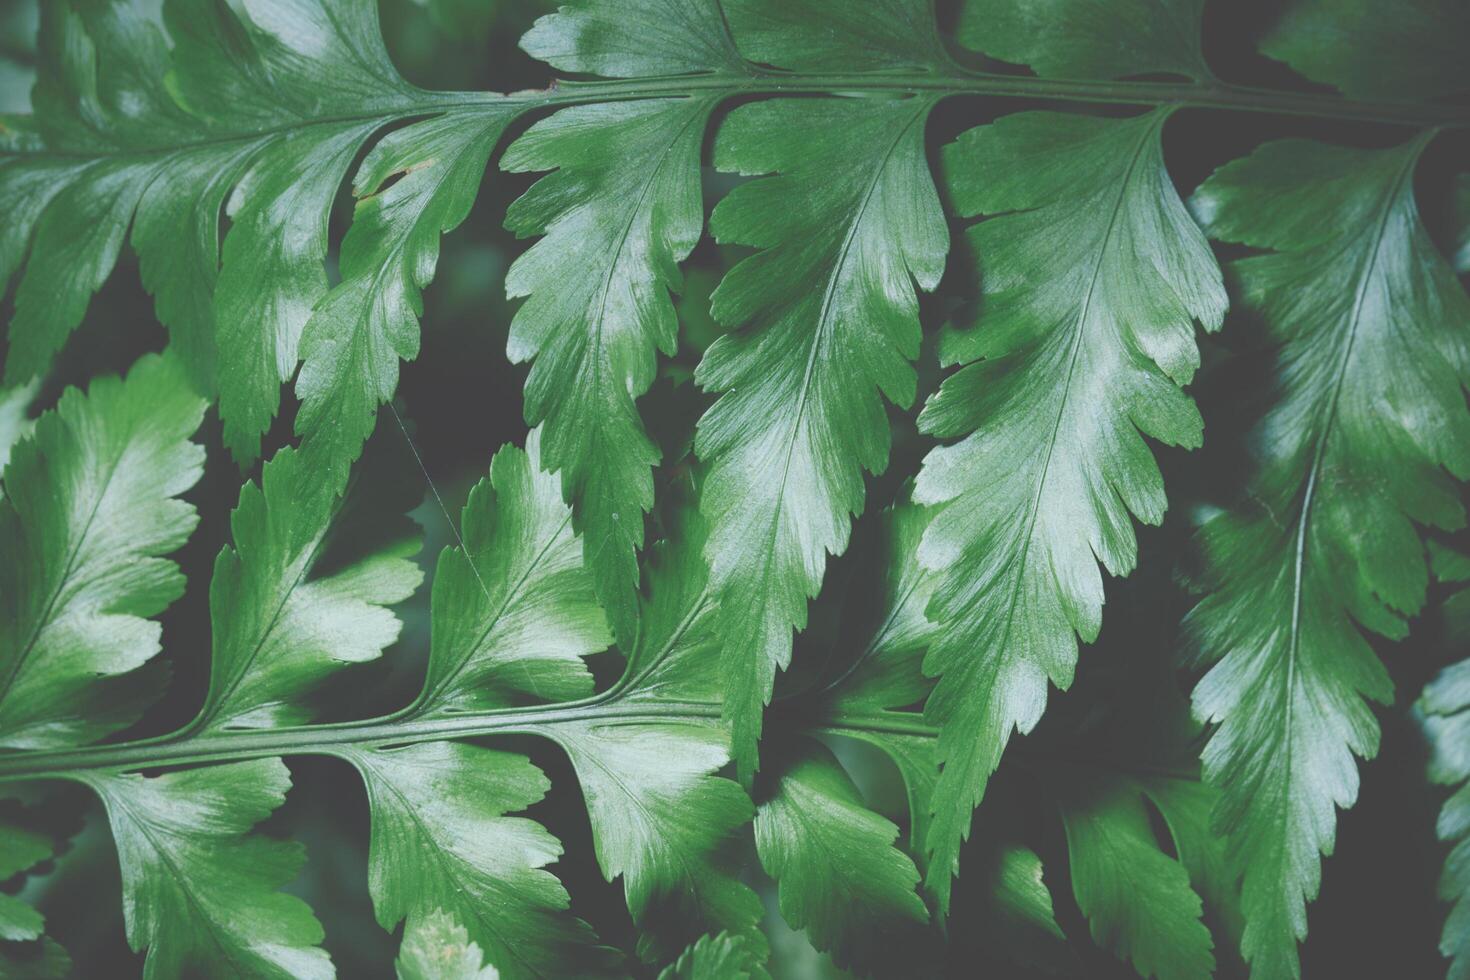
[1453,173,1470,275]
[1421,581,1470,980]
[656,932,767,980]
[0,353,206,749]
[1,1,203,385]
[549,505,762,961]
[916,108,1224,908]
[0,813,51,941]
[295,106,515,484]
[553,718,761,962]
[501,96,714,646]
[1260,0,1469,101]
[697,94,947,779]
[0,937,70,980]
[396,910,500,980]
[85,758,331,979]
[399,910,502,980]
[956,0,1212,81]
[755,741,927,965]
[202,445,423,731]
[1055,774,1215,980]
[1185,134,1470,977]
[814,500,940,879]
[417,430,611,714]
[343,741,612,980]
[724,0,950,72]
[1,0,500,469]
[520,0,745,78]
[0,378,38,495]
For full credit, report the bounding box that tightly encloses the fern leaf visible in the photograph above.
[2,0,491,470]
[344,741,613,979]
[501,97,715,646]
[916,107,1225,907]
[0,354,206,748]
[202,446,423,731]
[656,932,767,980]
[1421,549,1470,980]
[697,93,947,779]
[1054,774,1215,980]
[396,910,500,980]
[551,506,762,961]
[295,108,515,485]
[955,0,1213,81]
[520,0,743,77]
[1261,0,1469,101]
[755,741,928,963]
[0,379,38,494]
[417,430,611,714]
[85,759,331,979]
[1184,135,1470,977]
[555,720,761,962]
[2,2,204,385]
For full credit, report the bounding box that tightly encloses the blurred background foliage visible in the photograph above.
[0,0,1465,976]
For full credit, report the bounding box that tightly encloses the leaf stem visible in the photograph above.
[0,692,938,780]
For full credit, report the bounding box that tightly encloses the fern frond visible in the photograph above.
[1184,134,1470,976]
[0,354,206,748]
[916,108,1224,906]
[1421,544,1470,980]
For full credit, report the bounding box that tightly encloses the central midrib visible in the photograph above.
[3,68,1462,171]
[0,694,937,780]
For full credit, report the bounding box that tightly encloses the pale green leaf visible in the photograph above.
[502,97,714,646]
[520,0,745,78]
[957,0,1212,81]
[86,758,331,979]
[1185,134,1470,978]
[418,430,611,714]
[1261,0,1469,101]
[202,446,423,731]
[697,94,947,778]
[0,353,206,749]
[396,910,500,980]
[344,741,613,980]
[916,108,1224,908]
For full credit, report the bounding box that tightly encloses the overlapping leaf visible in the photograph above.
[395,910,501,980]
[1261,0,1469,101]
[696,93,947,778]
[1,0,505,474]
[416,430,611,714]
[1421,546,1470,979]
[0,354,206,748]
[916,106,1225,907]
[202,446,423,731]
[1184,135,1470,978]
[345,741,612,979]
[86,759,331,979]
[501,96,714,645]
